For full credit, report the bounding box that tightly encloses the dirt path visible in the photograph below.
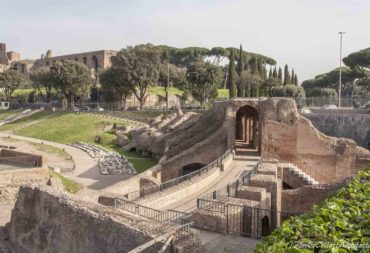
[0,133,130,202]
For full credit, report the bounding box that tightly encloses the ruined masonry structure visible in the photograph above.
[0,42,117,78]
[128,98,370,183]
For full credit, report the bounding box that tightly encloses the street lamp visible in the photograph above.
[338,32,345,108]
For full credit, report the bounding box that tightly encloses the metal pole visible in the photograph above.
[338,32,345,108]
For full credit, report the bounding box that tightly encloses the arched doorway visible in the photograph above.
[181,163,206,176]
[261,216,270,236]
[235,105,260,152]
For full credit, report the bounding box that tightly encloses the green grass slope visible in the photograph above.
[255,165,370,253]
[0,111,156,172]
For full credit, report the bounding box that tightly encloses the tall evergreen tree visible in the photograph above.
[278,67,283,85]
[268,67,273,79]
[273,66,277,78]
[237,45,245,97]
[294,74,298,86]
[291,69,295,84]
[237,44,244,76]
[283,64,290,86]
[228,49,237,98]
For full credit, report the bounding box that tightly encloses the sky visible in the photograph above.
[1,0,370,82]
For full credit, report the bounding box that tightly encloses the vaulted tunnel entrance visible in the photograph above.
[181,163,206,176]
[235,105,260,153]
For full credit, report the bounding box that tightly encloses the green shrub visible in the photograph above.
[255,164,370,253]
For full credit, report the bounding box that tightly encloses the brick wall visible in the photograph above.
[281,177,352,213]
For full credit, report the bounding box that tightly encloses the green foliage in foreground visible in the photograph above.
[255,165,370,253]
[49,169,82,194]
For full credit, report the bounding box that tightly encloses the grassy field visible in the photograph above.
[49,169,82,194]
[0,111,157,172]
[0,110,19,121]
[217,89,229,98]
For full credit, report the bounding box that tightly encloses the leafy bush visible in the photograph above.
[271,85,305,98]
[255,164,370,253]
[306,87,337,97]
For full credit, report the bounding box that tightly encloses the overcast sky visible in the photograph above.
[1,0,370,82]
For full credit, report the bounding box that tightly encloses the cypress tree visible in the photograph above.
[278,67,283,85]
[237,44,244,76]
[268,67,273,79]
[291,69,295,84]
[228,49,237,98]
[237,45,245,97]
[273,66,277,78]
[294,74,298,86]
[283,64,290,86]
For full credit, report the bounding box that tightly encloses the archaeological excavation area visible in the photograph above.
[1,98,370,253]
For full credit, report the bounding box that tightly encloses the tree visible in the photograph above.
[0,70,27,101]
[283,64,290,86]
[302,67,367,96]
[110,44,161,110]
[237,44,244,76]
[291,69,295,84]
[278,67,283,85]
[294,74,298,86]
[99,67,132,110]
[237,45,245,97]
[30,67,54,102]
[268,68,272,79]
[158,61,186,109]
[273,66,277,78]
[228,49,237,98]
[186,59,221,106]
[50,60,92,109]
[342,47,370,70]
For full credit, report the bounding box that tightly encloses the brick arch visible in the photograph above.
[181,163,207,176]
[235,103,261,153]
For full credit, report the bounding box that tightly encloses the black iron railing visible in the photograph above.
[198,158,262,201]
[126,147,234,200]
[115,197,192,225]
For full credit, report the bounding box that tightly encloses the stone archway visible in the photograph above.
[181,163,206,176]
[235,105,260,152]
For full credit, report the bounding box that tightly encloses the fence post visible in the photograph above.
[213,191,216,200]
[197,199,200,208]
[227,184,230,197]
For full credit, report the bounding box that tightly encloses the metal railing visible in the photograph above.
[126,147,234,200]
[115,197,192,225]
[199,158,262,201]
[197,198,226,213]
[0,156,42,171]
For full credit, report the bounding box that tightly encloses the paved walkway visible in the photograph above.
[198,229,258,253]
[0,133,130,201]
[167,143,260,212]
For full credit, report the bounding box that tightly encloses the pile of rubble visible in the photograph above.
[69,142,136,175]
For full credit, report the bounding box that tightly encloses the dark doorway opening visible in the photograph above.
[181,163,206,176]
[261,216,270,236]
[235,105,260,154]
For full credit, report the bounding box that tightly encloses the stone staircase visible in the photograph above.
[279,163,319,185]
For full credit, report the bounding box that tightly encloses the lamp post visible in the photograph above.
[338,32,345,108]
